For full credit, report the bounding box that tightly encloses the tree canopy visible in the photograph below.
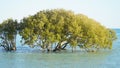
[0,19,18,51]
[0,9,117,52]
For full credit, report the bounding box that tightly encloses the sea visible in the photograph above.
[0,29,120,68]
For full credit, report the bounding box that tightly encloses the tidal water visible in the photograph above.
[0,29,120,68]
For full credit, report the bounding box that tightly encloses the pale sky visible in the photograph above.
[0,0,120,28]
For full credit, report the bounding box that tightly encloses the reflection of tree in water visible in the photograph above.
[0,19,17,51]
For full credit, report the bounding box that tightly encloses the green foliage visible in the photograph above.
[0,19,18,51]
[0,9,117,52]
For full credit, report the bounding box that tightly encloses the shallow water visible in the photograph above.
[0,29,120,68]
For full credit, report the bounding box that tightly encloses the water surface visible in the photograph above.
[0,29,120,68]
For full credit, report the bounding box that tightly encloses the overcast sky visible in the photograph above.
[0,0,120,28]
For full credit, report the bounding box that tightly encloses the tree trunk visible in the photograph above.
[62,43,68,50]
[53,41,67,52]
[47,43,51,52]
[53,42,61,52]
[72,47,74,52]
[12,42,16,50]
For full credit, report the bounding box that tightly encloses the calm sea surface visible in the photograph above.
[0,29,120,68]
